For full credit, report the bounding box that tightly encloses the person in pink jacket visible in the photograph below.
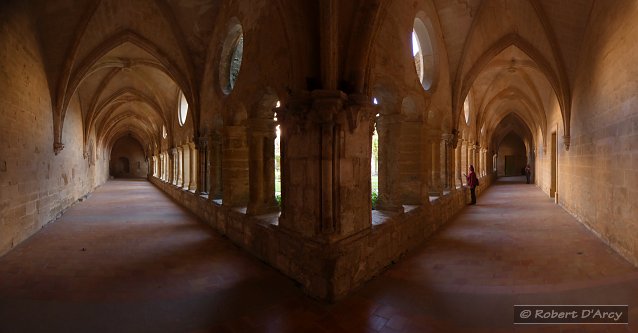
[465,165,479,205]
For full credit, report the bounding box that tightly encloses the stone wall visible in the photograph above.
[497,133,527,177]
[0,3,108,256]
[151,173,493,301]
[109,136,148,178]
[552,0,638,265]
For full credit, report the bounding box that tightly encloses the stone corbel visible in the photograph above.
[450,129,459,149]
[442,133,454,147]
[197,136,209,151]
[563,135,570,151]
[54,142,65,155]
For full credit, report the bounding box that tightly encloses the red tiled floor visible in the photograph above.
[0,177,637,332]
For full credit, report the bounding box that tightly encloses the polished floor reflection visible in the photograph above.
[0,178,636,332]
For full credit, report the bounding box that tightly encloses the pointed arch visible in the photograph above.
[453,34,570,141]
[53,30,194,153]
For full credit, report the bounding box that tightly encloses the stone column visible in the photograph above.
[484,149,489,175]
[160,153,165,180]
[529,147,536,183]
[197,136,209,195]
[277,90,374,241]
[455,139,462,187]
[375,113,404,212]
[171,148,178,185]
[180,146,188,189]
[188,142,198,191]
[222,125,249,207]
[420,130,432,200]
[247,118,279,215]
[429,133,442,196]
[468,144,474,171]
[469,144,475,173]
[476,146,480,172]
[166,151,170,181]
[209,133,223,201]
[442,134,453,190]
[460,140,467,185]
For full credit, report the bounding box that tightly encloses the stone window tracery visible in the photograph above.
[220,21,244,94]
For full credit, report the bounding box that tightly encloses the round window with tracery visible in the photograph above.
[220,20,244,94]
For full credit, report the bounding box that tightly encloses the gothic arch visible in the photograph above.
[53,30,194,154]
[453,34,570,143]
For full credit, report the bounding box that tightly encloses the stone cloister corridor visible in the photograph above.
[0,178,636,332]
[2,0,638,331]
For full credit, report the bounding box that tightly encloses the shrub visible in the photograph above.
[371,190,379,210]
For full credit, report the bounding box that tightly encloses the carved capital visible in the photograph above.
[311,89,346,124]
[342,93,375,133]
[442,133,454,147]
[277,91,312,135]
[563,135,571,151]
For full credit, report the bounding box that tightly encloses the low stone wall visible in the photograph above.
[150,174,494,301]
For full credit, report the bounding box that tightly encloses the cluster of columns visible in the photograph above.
[375,119,459,210]
[373,121,491,209]
[454,138,489,186]
[277,90,375,240]
[154,142,198,192]
[149,91,494,244]
[425,132,455,197]
[152,117,279,217]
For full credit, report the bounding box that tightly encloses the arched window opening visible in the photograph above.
[412,17,435,91]
[162,125,167,139]
[274,100,282,206]
[463,95,470,125]
[370,96,381,210]
[229,35,243,90]
[371,113,380,209]
[220,21,244,94]
[412,30,423,83]
[178,91,188,126]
